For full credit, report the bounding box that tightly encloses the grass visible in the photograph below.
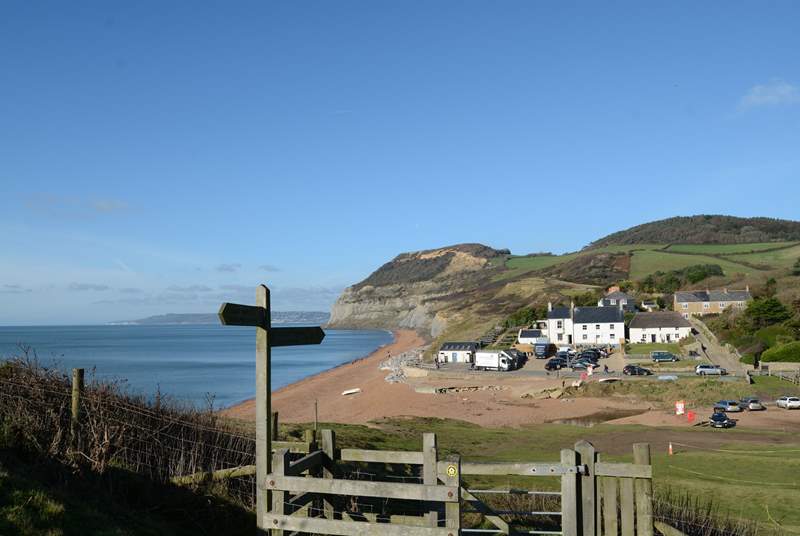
[628,249,755,279]
[282,415,800,532]
[626,342,683,355]
[664,242,798,255]
[497,254,579,281]
[0,448,256,536]
[726,243,800,270]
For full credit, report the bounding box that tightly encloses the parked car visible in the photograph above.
[713,400,742,412]
[739,397,766,411]
[776,396,800,409]
[709,412,735,428]
[577,352,600,364]
[623,365,653,376]
[545,359,565,371]
[556,351,571,360]
[696,364,727,376]
[570,361,590,371]
[651,351,678,363]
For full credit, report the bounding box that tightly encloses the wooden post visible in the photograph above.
[633,444,653,536]
[70,368,84,449]
[576,440,597,536]
[602,477,619,536]
[271,448,290,536]
[217,285,324,534]
[272,411,279,441]
[561,448,579,536]
[443,454,461,531]
[256,285,272,531]
[620,478,635,536]
[422,433,438,527]
[321,429,337,519]
[314,399,318,433]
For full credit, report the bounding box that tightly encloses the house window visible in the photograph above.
[681,303,688,309]
[610,333,615,339]
[609,324,616,331]
[703,303,710,309]
[719,302,726,308]
[557,320,563,329]
[595,324,600,330]
[582,334,588,340]
[452,352,457,361]
[683,313,689,319]
[610,299,616,305]
[557,334,563,341]
[582,325,587,330]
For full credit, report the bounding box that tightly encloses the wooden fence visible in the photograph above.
[231,430,654,536]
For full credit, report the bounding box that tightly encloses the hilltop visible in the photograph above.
[587,215,800,248]
[328,215,800,350]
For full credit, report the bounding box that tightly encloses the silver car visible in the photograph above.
[696,364,727,376]
[740,397,765,411]
[776,396,800,409]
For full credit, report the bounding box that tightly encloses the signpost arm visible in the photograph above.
[256,284,272,531]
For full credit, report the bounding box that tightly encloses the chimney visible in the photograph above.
[619,301,624,312]
[570,301,575,314]
[746,284,750,293]
[547,301,553,312]
[723,287,728,294]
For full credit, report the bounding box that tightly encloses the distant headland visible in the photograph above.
[109,311,330,326]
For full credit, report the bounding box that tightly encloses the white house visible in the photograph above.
[545,303,574,345]
[629,312,692,343]
[572,306,625,347]
[517,328,547,345]
[543,302,624,347]
[437,342,479,364]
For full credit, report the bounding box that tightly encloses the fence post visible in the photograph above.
[575,440,597,536]
[633,444,653,536]
[422,433,438,527]
[70,368,84,450]
[272,411,279,441]
[321,429,338,520]
[561,448,579,536]
[443,454,461,531]
[271,448,290,536]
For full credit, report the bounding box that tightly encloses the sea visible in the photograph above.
[0,324,394,409]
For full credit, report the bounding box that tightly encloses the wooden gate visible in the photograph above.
[264,430,461,535]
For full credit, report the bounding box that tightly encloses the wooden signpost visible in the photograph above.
[218,284,325,532]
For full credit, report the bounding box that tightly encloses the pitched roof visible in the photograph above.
[629,311,692,329]
[604,291,635,301]
[547,307,572,319]
[439,342,479,352]
[573,306,624,324]
[674,289,752,303]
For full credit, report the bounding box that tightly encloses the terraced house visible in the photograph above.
[544,302,625,347]
[673,286,752,318]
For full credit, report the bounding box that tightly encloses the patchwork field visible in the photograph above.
[503,242,780,282]
[664,242,798,254]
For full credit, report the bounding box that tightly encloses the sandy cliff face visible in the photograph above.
[327,244,509,335]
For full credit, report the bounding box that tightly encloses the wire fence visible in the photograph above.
[0,355,259,507]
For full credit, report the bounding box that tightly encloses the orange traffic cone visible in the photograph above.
[668,442,674,456]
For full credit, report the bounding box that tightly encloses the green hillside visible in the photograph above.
[587,215,800,247]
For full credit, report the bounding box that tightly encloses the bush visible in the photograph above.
[761,341,800,362]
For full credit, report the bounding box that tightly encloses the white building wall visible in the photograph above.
[574,322,623,347]
[545,318,573,345]
[437,350,474,363]
[630,326,692,344]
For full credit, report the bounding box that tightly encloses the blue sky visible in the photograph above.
[1,1,799,324]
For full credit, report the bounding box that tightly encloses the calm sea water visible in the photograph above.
[0,324,393,408]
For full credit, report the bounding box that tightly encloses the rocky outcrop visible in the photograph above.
[327,244,508,334]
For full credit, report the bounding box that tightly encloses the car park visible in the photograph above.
[709,412,735,428]
[623,365,652,376]
[695,364,727,376]
[776,396,800,409]
[739,397,765,411]
[713,400,742,412]
[651,351,678,363]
